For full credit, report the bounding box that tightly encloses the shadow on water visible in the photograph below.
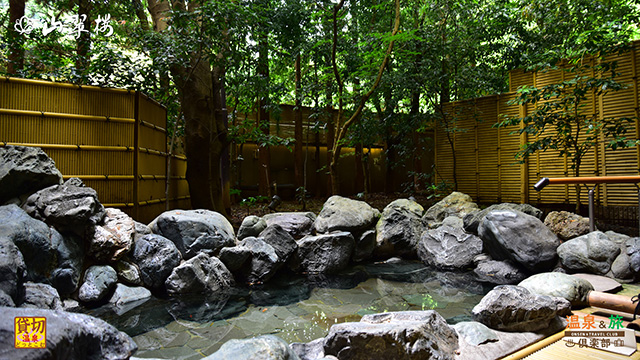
[86,259,494,338]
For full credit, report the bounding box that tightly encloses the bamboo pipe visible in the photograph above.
[500,330,566,360]
[0,142,133,152]
[587,291,638,315]
[535,176,640,190]
[3,76,131,94]
[0,108,134,124]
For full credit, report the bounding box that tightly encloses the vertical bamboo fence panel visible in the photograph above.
[0,77,189,223]
[436,41,640,212]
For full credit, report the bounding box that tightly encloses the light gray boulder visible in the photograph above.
[204,335,300,360]
[289,232,355,274]
[88,208,134,263]
[108,283,151,311]
[165,252,235,295]
[20,282,63,310]
[131,234,182,290]
[78,265,118,303]
[463,203,543,234]
[472,285,570,332]
[263,212,316,239]
[149,209,235,259]
[0,145,63,204]
[323,311,459,360]
[453,321,499,346]
[374,199,425,259]
[22,178,105,236]
[518,272,594,306]
[314,196,380,234]
[544,211,591,241]
[0,306,137,359]
[478,210,561,272]
[557,231,620,275]
[418,225,483,269]
[238,215,267,240]
[423,192,479,228]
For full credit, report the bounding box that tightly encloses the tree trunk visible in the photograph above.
[410,90,422,192]
[294,54,304,190]
[355,143,364,193]
[257,37,271,197]
[8,0,25,75]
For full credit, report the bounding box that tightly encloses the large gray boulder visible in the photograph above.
[472,285,570,332]
[417,225,483,269]
[88,208,134,263]
[557,231,620,275]
[463,203,543,234]
[22,178,105,236]
[314,196,380,234]
[374,199,425,259]
[289,232,355,274]
[149,209,235,259]
[219,237,281,284]
[259,224,298,263]
[544,211,591,241]
[474,259,527,285]
[0,306,137,359]
[237,215,267,240]
[78,265,118,303]
[353,229,376,262]
[204,335,300,360]
[0,204,83,296]
[20,282,63,310]
[131,234,182,290]
[165,252,235,295]
[478,210,561,272]
[323,311,459,360]
[518,272,594,306]
[0,236,26,304]
[263,212,317,239]
[0,145,63,204]
[423,192,479,228]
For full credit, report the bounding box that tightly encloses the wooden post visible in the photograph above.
[519,102,529,204]
[496,95,502,202]
[133,92,140,220]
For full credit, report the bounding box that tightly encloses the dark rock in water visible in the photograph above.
[452,321,499,346]
[263,212,316,239]
[22,178,105,236]
[259,224,298,263]
[248,278,312,306]
[518,272,593,306]
[323,310,459,360]
[544,211,591,241]
[0,204,82,296]
[472,285,569,332]
[418,225,483,270]
[149,209,235,259]
[374,199,425,259]
[132,234,182,290]
[114,258,143,286]
[423,192,479,229]
[223,237,281,284]
[165,252,235,294]
[168,292,246,324]
[0,145,63,204]
[478,210,560,272]
[20,282,62,310]
[88,208,134,263]
[557,231,620,275]
[204,335,300,360]
[238,215,267,240]
[108,283,151,314]
[314,196,380,234]
[0,306,137,359]
[78,265,118,303]
[463,203,543,235]
[289,232,355,274]
[474,260,527,285]
[353,229,376,262]
[218,245,252,272]
[0,235,26,304]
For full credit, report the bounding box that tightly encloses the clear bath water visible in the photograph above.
[87,260,493,360]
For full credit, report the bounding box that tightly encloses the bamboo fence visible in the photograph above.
[0,77,190,223]
[435,41,640,214]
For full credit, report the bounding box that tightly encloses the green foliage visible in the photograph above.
[240,195,270,206]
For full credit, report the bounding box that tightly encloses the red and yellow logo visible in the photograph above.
[14,317,46,349]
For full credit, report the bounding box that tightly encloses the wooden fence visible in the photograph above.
[0,77,190,224]
[436,41,640,213]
